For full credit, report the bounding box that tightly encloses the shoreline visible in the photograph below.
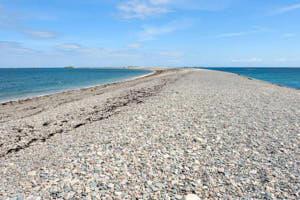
[0,68,156,105]
[0,67,180,157]
[201,67,300,90]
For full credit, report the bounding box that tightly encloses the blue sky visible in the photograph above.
[0,0,300,67]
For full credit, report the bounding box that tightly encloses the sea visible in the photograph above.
[0,68,153,103]
[205,67,300,89]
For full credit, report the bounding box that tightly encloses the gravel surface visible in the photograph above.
[0,68,299,199]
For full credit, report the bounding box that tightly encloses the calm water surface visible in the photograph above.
[206,68,300,89]
[0,68,153,102]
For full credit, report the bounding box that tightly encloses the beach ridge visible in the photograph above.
[0,68,299,199]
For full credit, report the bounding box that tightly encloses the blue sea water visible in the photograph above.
[206,68,300,89]
[0,68,153,102]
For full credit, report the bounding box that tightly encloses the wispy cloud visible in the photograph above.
[282,33,295,38]
[117,0,231,19]
[217,27,271,38]
[217,32,248,38]
[0,41,36,54]
[272,3,300,15]
[231,58,262,63]
[0,21,58,39]
[117,0,171,19]
[0,5,58,39]
[276,58,300,62]
[138,24,177,40]
[0,41,186,67]
[127,43,144,48]
[55,43,82,51]
[170,0,232,11]
[22,30,58,39]
[149,0,174,5]
[138,19,193,41]
[158,51,183,57]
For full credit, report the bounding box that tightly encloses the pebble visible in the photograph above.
[175,194,183,199]
[184,194,201,200]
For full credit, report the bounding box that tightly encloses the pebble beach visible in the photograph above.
[0,68,299,199]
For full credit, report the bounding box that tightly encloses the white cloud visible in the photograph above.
[217,32,248,38]
[117,0,231,19]
[0,41,186,67]
[0,5,58,39]
[138,19,192,41]
[217,27,272,38]
[272,3,300,15]
[22,30,58,39]
[158,51,183,57]
[231,58,262,63]
[0,41,36,54]
[276,58,300,62]
[127,43,144,48]
[56,43,82,51]
[282,33,295,38]
[149,0,173,5]
[0,41,21,48]
[170,0,232,11]
[117,0,171,19]
[139,24,177,40]
[0,19,58,39]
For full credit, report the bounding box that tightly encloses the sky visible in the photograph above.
[0,0,300,68]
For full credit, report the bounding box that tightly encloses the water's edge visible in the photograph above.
[201,67,300,90]
[0,69,155,104]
